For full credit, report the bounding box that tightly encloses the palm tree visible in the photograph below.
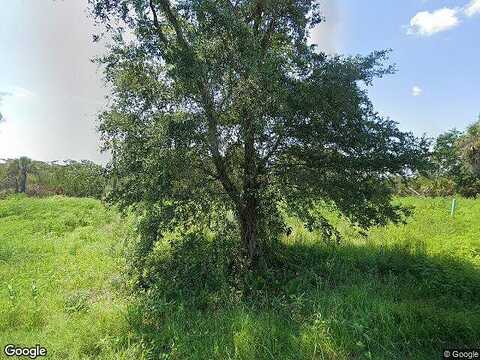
[458,119,480,176]
[6,159,20,193]
[5,157,35,193]
[18,157,34,193]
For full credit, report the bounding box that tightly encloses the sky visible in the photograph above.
[0,0,107,163]
[0,0,479,163]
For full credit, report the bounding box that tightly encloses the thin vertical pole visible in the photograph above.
[450,198,457,217]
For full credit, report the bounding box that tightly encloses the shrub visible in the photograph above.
[125,214,245,310]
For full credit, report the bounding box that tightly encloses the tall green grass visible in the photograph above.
[0,195,141,359]
[1,196,479,359]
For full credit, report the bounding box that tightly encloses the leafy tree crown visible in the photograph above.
[89,0,429,250]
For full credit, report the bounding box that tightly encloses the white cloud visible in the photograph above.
[0,87,35,124]
[308,0,339,55]
[412,86,423,97]
[1,87,35,100]
[0,91,13,103]
[407,8,460,36]
[407,1,480,37]
[12,87,35,98]
[465,0,480,16]
[0,92,12,123]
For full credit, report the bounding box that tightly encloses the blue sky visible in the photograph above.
[0,0,479,162]
[334,0,480,136]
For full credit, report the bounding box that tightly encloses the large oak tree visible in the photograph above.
[89,0,429,264]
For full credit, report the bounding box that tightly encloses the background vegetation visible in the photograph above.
[0,159,106,199]
[396,117,480,198]
[2,116,479,202]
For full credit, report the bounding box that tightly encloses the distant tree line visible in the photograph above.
[0,158,106,199]
[396,117,480,197]
[1,118,477,202]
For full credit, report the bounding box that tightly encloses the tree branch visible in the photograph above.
[156,0,241,206]
[261,16,276,51]
[158,0,189,50]
[258,132,284,173]
[200,86,241,206]
[253,0,265,33]
[149,0,168,44]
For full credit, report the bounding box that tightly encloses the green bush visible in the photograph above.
[129,226,244,310]
[395,175,480,198]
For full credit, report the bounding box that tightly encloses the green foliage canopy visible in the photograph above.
[425,118,480,197]
[458,118,480,176]
[89,0,429,262]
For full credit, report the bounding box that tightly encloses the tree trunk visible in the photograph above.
[472,149,480,176]
[241,113,258,263]
[239,195,258,263]
[19,170,27,193]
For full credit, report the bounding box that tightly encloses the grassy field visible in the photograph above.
[0,196,137,359]
[1,196,479,359]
